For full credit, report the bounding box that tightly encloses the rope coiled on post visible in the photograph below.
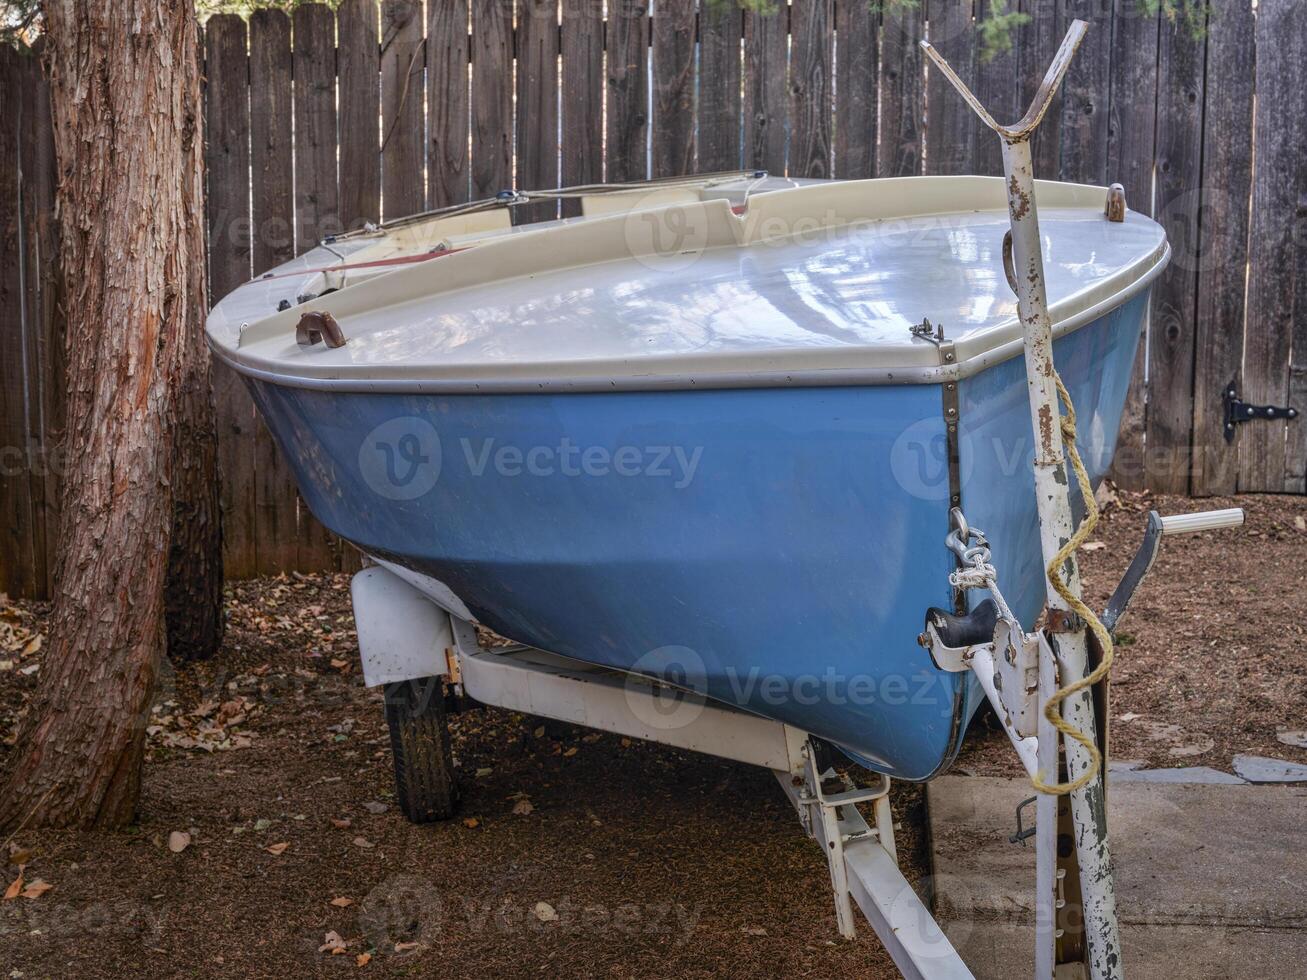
[1029,372,1115,797]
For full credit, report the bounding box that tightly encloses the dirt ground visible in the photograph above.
[0,490,1302,977]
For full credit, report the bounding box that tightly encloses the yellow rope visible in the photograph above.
[1029,372,1115,796]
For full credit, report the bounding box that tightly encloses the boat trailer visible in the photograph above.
[346,21,1245,980]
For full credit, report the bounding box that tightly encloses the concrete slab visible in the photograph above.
[1232,754,1307,783]
[1108,763,1244,784]
[928,775,1307,978]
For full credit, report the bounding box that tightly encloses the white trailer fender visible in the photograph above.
[350,565,452,687]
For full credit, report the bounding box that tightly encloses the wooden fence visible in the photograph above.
[2,0,1305,598]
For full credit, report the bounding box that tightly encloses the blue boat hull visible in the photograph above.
[242,292,1147,780]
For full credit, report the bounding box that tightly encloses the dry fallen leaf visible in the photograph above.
[330,896,354,908]
[266,842,290,856]
[319,930,348,954]
[563,747,578,758]
[168,831,191,853]
[742,925,768,936]
[1081,541,1107,552]
[3,873,22,901]
[20,878,52,899]
[331,817,352,829]
[352,836,375,849]
[394,941,422,953]
[533,901,558,923]
[356,952,372,967]
[462,817,479,830]
[511,799,534,816]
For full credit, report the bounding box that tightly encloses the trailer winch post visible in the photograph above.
[922,20,1123,980]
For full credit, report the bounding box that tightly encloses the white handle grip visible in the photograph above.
[1158,508,1245,536]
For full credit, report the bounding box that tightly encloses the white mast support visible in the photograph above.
[922,20,1124,980]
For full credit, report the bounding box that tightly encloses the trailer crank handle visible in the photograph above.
[1158,508,1244,536]
[1102,508,1245,632]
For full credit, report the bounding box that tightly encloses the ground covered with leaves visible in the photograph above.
[0,491,1302,976]
[0,575,925,976]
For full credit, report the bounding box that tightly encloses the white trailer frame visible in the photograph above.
[353,558,974,980]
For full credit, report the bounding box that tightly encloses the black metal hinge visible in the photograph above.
[1223,383,1298,442]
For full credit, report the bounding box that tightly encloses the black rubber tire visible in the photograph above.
[383,677,459,823]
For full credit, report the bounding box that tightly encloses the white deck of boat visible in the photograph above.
[208,177,1168,391]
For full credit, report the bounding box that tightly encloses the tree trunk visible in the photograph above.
[165,150,224,662]
[0,0,209,830]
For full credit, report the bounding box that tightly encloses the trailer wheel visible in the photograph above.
[383,677,459,823]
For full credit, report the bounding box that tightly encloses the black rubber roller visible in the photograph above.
[923,598,1000,649]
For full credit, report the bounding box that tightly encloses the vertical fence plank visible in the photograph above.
[471,0,512,197]
[561,0,603,216]
[561,0,603,211]
[205,16,257,578]
[1019,0,1063,179]
[606,0,650,182]
[249,10,302,575]
[1270,1,1307,491]
[789,0,833,179]
[294,4,341,245]
[517,0,560,221]
[381,0,425,219]
[290,3,343,571]
[1105,0,1159,489]
[972,1,1019,177]
[0,45,36,597]
[1145,17,1206,493]
[699,0,742,174]
[1107,1,1159,214]
[925,0,976,176]
[1240,0,1306,491]
[651,0,696,178]
[743,5,787,175]
[251,11,296,275]
[427,0,469,209]
[834,0,876,179]
[1191,0,1253,496]
[878,2,923,177]
[20,44,62,597]
[339,0,381,228]
[1059,0,1112,184]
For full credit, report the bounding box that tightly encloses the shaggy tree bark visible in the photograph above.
[165,222,224,661]
[0,0,212,830]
